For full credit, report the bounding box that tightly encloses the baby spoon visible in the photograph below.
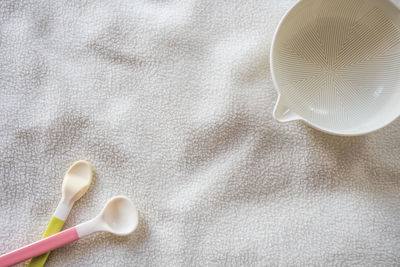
[0,196,139,267]
[28,160,93,267]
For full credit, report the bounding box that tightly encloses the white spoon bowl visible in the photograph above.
[77,196,139,237]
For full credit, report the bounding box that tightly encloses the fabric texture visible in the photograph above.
[1,0,400,266]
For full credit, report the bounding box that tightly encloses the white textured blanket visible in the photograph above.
[1,0,400,266]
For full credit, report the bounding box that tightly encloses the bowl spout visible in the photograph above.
[273,96,301,122]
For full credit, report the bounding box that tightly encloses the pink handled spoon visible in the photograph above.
[0,196,139,267]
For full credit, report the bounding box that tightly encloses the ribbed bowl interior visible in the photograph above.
[272,0,400,134]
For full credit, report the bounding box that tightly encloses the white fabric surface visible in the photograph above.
[1,0,400,266]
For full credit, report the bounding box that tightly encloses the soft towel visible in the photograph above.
[1,0,400,266]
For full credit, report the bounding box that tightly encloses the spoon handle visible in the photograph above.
[0,227,79,267]
[27,216,65,267]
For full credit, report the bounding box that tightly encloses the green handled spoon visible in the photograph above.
[28,160,93,267]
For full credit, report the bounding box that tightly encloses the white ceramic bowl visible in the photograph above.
[271,0,400,135]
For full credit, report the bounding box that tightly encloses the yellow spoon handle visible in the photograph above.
[27,216,65,267]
